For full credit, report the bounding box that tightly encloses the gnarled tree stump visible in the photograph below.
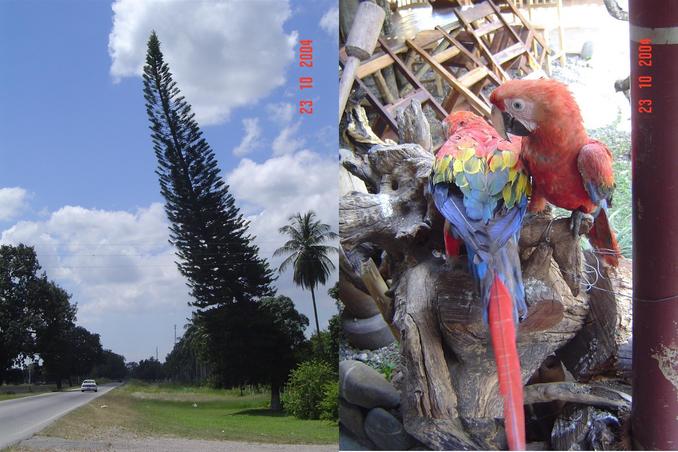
[339,101,631,450]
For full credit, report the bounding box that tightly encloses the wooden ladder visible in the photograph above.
[454,0,544,81]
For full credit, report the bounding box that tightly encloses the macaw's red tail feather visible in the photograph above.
[443,220,463,257]
[588,209,621,267]
[488,275,525,451]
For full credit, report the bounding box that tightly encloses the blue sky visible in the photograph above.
[0,0,339,363]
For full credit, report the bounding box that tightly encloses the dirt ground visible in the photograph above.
[12,435,337,452]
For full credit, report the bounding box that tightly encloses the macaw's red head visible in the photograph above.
[443,110,487,137]
[489,79,584,141]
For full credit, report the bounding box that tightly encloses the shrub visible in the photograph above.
[319,380,339,422]
[282,360,336,419]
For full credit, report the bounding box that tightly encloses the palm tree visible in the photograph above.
[274,211,338,336]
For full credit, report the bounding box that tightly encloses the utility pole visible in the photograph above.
[630,0,678,448]
[156,346,158,361]
[174,324,177,345]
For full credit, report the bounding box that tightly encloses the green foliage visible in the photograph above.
[68,326,104,380]
[32,277,77,390]
[282,360,336,420]
[307,314,341,371]
[142,32,275,310]
[44,382,337,444]
[129,357,165,381]
[379,360,397,382]
[0,244,42,381]
[588,125,631,258]
[274,211,338,335]
[164,316,210,385]
[93,350,127,381]
[0,245,110,388]
[319,380,339,422]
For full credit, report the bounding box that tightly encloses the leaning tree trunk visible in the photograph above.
[339,100,632,450]
[310,286,321,338]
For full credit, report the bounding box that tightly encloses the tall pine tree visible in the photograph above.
[142,32,274,309]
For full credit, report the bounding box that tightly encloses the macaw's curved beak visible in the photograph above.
[491,105,531,142]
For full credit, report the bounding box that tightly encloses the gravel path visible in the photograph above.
[13,435,337,452]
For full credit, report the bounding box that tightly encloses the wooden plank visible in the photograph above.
[459,66,488,88]
[374,70,396,105]
[487,0,542,71]
[433,46,461,64]
[454,7,511,81]
[455,1,494,23]
[354,76,398,133]
[501,0,549,49]
[487,0,525,46]
[494,42,527,64]
[379,38,448,119]
[475,20,503,37]
[411,30,447,49]
[356,47,410,79]
[406,39,491,117]
[385,89,430,117]
[434,26,503,86]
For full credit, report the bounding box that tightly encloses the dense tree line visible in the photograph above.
[0,244,119,388]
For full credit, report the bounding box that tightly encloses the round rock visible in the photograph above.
[364,407,415,450]
[339,398,368,441]
[343,313,396,350]
[340,360,400,409]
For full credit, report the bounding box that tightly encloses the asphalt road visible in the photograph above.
[0,382,120,449]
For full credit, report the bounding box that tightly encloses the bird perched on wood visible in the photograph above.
[430,110,529,450]
[489,79,621,266]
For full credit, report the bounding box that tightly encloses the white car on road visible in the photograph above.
[80,379,97,392]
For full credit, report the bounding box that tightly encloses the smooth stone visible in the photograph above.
[340,360,400,409]
[339,398,369,441]
[343,313,396,350]
[340,425,376,451]
[581,41,594,60]
[364,407,415,450]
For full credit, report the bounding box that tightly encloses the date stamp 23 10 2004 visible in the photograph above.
[298,39,313,115]
[636,38,653,114]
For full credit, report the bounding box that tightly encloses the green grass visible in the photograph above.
[0,384,57,401]
[41,382,337,444]
[0,391,51,402]
[588,122,632,258]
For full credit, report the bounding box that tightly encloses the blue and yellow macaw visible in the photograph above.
[430,110,531,450]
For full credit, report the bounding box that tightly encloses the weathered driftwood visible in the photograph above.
[557,256,633,384]
[524,382,631,409]
[340,139,595,449]
[360,258,400,340]
[339,100,632,449]
[396,99,432,153]
[551,404,623,450]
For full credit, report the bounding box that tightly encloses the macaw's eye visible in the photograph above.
[512,100,524,111]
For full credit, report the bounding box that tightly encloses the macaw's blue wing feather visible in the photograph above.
[431,181,528,322]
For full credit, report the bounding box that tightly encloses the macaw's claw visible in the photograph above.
[570,210,594,237]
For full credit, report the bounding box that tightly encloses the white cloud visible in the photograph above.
[108,0,297,126]
[266,102,295,125]
[272,120,305,155]
[232,118,263,157]
[0,187,29,221]
[1,203,190,322]
[319,6,338,37]
[227,150,339,326]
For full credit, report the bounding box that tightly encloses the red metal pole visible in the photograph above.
[630,0,678,449]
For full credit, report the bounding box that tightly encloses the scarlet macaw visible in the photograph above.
[431,111,529,450]
[489,79,621,266]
